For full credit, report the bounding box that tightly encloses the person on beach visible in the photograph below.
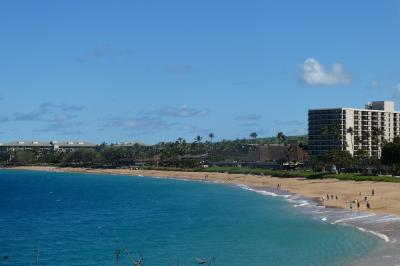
[350,203,353,211]
[326,194,330,200]
[366,201,371,209]
[335,195,338,200]
[364,196,368,202]
[356,200,360,210]
[372,189,375,196]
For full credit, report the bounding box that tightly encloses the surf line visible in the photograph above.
[333,214,376,224]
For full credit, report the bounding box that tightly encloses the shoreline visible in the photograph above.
[4,166,400,265]
[7,165,400,216]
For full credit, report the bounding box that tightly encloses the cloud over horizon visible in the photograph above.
[0,102,86,135]
[156,105,209,118]
[300,58,352,86]
[102,105,210,137]
[234,114,262,121]
[274,120,304,126]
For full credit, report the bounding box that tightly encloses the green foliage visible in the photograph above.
[63,149,100,165]
[13,150,35,165]
[0,134,302,169]
[200,166,400,183]
[317,150,353,170]
[381,136,400,165]
[276,132,286,144]
[250,132,258,139]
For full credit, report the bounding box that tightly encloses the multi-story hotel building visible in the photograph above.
[308,101,400,158]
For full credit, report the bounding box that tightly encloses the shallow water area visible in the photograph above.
[246,185,400,266]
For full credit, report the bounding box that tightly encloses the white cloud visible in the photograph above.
[300,58,351,86]
[369,80,381,89]
[157,105,208,118]
[393,83,400,98]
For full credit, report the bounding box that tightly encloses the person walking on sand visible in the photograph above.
[356,200,360,210]
[372,189,375,196]
[366,201,371,209]
[350,203,353,211]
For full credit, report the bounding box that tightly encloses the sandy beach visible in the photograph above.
[7,165,400,217]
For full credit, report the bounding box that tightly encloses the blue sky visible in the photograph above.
[1,1,400,144]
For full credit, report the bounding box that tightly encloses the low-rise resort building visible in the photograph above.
[0,140,97,152]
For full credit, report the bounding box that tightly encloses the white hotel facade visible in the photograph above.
[308,101,400,158]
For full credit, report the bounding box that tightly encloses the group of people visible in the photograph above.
[321,189,375,211]
[322,194,338,201]
[349,189,375,211]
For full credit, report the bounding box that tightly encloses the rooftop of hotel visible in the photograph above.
[309,101,399,113]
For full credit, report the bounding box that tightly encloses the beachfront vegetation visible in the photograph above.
[3,133,400,182]
[198,166,400,183]
[0,135,307,167]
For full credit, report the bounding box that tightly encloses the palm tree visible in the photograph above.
[277,132,286,144]
[195,135,202,154]
[208,133,214,143]
[371,127,384,157]
[354,135,361,152]
[208,133,215,153]
[346,127,354,154]
[250,132,257,141]
[321,123,342,149]
[195,135,202,143]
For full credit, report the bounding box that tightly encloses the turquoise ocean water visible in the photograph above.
[0,170,380,265]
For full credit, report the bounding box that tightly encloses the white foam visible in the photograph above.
[236,184,279,197]
[356,227,390,243]
[145,175,400,245]
[294,201,310,207]
[371,216,400,223]
[333,214,376,224]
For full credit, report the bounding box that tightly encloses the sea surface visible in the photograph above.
[0,169,388,265]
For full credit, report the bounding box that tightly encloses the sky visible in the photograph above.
[1,1,400,144]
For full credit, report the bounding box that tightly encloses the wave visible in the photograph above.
[236,184,280,197]
[140,175,400,247]
[234,183,400,246]
[333,214,377,224]
[356,227,390,243]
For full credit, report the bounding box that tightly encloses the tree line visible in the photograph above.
[0,133,306,168]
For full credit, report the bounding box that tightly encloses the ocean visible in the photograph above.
[0,169,388,265]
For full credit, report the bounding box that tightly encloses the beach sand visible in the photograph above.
[7,166,400,217]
